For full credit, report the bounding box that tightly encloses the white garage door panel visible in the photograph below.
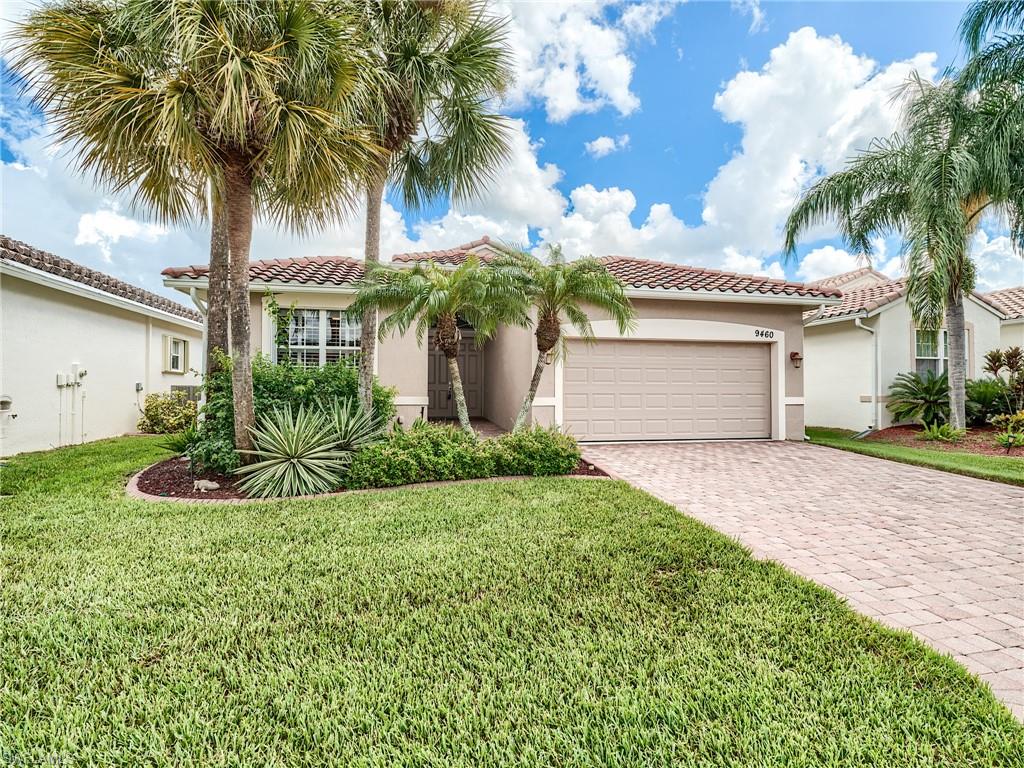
[563,340,771,441]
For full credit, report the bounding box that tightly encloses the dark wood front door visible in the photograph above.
[427,331,483,419]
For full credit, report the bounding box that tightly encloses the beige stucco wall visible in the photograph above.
[1000,321,1024,348]
[803,295,1004,431]
[804,320,874,431]
[1,275,201,457]
[483,321,534,431]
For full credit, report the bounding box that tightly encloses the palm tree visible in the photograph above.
[349,256,529,435]
[784,76,1024,429]
[494,246,636,431]
[959,1,1024,90]
[354,0,514,414]
[14,1,382,451]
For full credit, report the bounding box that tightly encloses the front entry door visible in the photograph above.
[427,332,483,420]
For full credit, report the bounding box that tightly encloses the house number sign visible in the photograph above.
[753,329,775,339]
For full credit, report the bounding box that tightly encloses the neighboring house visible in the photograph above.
[803,268,1005,432]
[985,286,1024,347]
[163,237,840,442]
[1,236,203,457]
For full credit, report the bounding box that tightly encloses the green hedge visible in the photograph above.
[345,423,581,490]
[192,354,395,473]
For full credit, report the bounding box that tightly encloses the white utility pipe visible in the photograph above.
[854,317,880,430]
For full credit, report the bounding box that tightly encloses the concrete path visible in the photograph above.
[583,440,1024,718]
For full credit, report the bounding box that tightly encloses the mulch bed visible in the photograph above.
[865,425,1023,457]
[134,456,609,501]
[135,457,246,500]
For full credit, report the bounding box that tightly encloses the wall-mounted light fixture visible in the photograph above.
[789,351,804,369]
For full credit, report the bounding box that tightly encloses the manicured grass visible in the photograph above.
[807,427,1024,486]
[1,438,1021,766]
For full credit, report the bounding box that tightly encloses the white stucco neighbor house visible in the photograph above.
[986,286,1024,348]
[1,236,203,457]
[803,267,1006,432]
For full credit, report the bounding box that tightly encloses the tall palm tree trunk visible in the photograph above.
[946,292,968,429]
[513,349,548,431]
[205,198,230,384]
[224,160,256,453]
[358,177,385,413]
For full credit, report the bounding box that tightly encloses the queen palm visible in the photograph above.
[784,75,1024,429]
[495,246,636,431]
[14,0,381,451]
[959,1,1024,90]
[354,0,514,414]
[349,257,529,435]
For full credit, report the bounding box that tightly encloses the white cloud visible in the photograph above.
[497,1,672,122]
[732,0,767,34]
[970,228,1024,292]
[75,209,166,262]
[8,21,1023,302]
[584,134,630,158]
[796,245,863,283]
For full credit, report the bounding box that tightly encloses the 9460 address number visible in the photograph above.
[754,329,775,339]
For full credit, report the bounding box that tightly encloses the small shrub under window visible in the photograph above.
[137,391,197,434]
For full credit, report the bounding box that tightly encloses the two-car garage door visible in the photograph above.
[562,340,771,441]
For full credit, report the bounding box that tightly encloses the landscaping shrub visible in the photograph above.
[192,353,395,473]
[887,370,949,425]
[965,377,1010,426]
[345,422,495,489]
[919,422,966,443]
[137,391,197,434]
[345,423,581,490]
[491,426,581,476]
[994,430,1023,453]
[236,405,349,498]
[990,410,1024,433]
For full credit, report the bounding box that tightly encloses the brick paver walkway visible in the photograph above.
[583,441,1024,718]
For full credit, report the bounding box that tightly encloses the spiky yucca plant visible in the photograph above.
[236,406,348,499]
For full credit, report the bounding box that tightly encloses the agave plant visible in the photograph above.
[887,370,951,426]
[328,398,387,453]
[236,406,348,499]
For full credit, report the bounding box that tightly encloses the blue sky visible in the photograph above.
[2,1,1022,300]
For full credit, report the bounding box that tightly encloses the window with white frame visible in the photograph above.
[164,336,188,374]
[914,328,968,375]
[276,309,360,367]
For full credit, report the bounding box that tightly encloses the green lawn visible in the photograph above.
[1,438,1021,766]
[807,427,1024,486]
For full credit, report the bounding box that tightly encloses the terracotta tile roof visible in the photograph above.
[161,237,499,284]
[986,286,1024,319]
[804,278,907,322]
[805,278,1010,323]
[596,256,841,299]
[395,249,841,300]
[390,236,498,265]
[162,255,366,285]
[807,266,891,289]
[162,236,840,301]
[2,235,201,322]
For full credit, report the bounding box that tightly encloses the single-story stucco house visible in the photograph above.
[986,285,1024,347]
[1,236,203,457]
[802,267,1006,432]
[163,237,841,442]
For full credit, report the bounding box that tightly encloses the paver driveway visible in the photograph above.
[583,440,1024,718]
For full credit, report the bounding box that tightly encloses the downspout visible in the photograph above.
[189,287,209,410]
[854,315,880,431]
